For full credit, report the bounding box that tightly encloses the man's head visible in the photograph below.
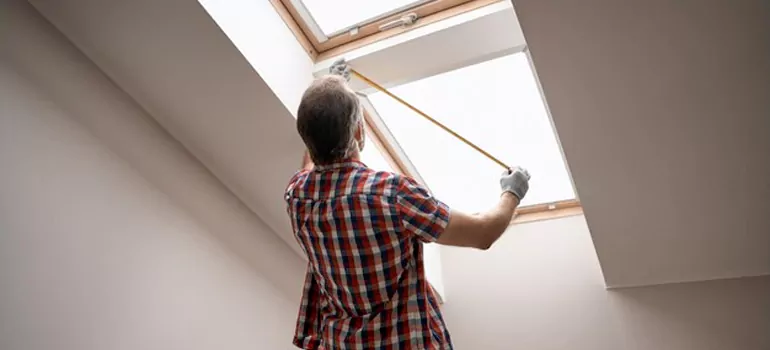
[297,75,364,165]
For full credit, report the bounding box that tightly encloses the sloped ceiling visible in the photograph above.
[513,0,770,287]
[29,0,307,256]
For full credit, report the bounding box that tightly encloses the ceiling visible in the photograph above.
[29,0,770,288]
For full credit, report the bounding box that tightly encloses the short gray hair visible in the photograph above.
[296,75,362,165]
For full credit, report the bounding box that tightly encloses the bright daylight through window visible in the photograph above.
[367,53,575,213]
[300,0,424,35]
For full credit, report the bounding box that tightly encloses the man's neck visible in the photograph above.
[347,149,361,163]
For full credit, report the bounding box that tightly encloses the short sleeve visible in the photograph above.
[285,169,310,202]
[396,176,451,243]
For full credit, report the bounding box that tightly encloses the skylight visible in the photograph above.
[368,53,575,213]
[276,0,483,55]
[300,0,425,36]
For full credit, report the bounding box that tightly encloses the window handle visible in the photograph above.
[378,13,418,31]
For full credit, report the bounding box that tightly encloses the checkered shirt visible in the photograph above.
[284,161,453,349]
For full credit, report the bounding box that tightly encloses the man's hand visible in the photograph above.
[500,166,531,201]
[329,58,350,82]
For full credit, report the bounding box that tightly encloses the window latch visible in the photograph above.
[378,13,418,32]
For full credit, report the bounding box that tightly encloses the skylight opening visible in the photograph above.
[367,53,575,213]
[275,0,486,56]
[299,0,427,36]
[269,0,581,221]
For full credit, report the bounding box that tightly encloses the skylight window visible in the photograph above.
[275,0,484,55]
[300,0,425,36]
[268,0,581,222]
[367,53,575,213]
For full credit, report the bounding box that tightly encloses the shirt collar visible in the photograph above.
[313,160,367,172]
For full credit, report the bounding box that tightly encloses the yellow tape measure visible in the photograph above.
[350,69,510,170]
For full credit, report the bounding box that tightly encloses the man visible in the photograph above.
[284,60,531,349]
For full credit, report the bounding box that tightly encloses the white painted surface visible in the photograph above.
[198,0,314,114]
[29,0,310,257]
[423,243,445,299]
[0,2,302,349]
[513,0,770,286]
[441,215,770,349]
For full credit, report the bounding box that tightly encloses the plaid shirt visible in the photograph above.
[284,161,453,349]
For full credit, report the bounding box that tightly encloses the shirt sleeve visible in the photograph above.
[293,264,323,349]
[285,170,310,199]
[395,176,451,243]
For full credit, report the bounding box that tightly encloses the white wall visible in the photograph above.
[511,0,770,287]
[0,1,303,349]
[28,0,313,257]
[440,215,770,350]
[198,0,315,114]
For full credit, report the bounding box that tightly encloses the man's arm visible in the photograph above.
[437,194,518,250]
[437,167,531,250]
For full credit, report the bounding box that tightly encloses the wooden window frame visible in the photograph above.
[270,0,503,59]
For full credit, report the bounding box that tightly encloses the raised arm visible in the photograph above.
[437,167,531,250]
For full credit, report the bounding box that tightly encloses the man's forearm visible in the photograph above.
[437,167,529,249]
[438,193,520,249]
[477,193,519,245]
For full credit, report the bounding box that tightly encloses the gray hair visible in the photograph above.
[296,75,362,165]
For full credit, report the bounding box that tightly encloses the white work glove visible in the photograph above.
[500,166,531,200]
[329,58,351,82]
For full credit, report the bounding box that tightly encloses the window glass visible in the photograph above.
[300,0,425,35]
[368,53,574,212]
